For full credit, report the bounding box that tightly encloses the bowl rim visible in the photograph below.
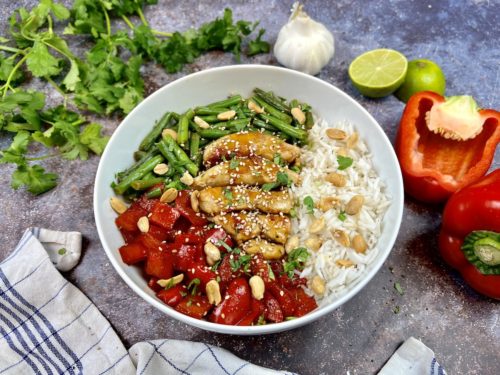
[94,64,404,335]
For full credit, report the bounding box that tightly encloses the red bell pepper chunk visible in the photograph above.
[175,190,208,226]
[115,204,147,233]
[119,241,147,265]
[236,298,265,326]
[250,253,272,282]
[263,291,283,323]
[157,284,187,307]
[204,228,234,251]
[266,282,296,317]
[149,202,181,230]
[395,92,500,203]
[175,295,212,319]
[209,278,252,325]
[147,224,170,242]
[289,287,318,317]
[173,243,203,272]
[134,195,159,212]
[186,263,216,289]
[439,169,500,299]
[147,277,163,293]
[174,233,203,246]
[145,244,174,279]
[119,228,137,244]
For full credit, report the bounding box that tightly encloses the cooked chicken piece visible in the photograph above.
[198,187,293,215]
[211,212,291,244]
[241,238,285,260]
[192,156,300,189]
[203,132,301,167]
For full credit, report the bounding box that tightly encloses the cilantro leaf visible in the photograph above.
[262,171,290,191]
[26,41,61,78]
[337,155,353,170]
[11,164,58,195]
[80,123,109,155]
[283,247,310,278]
[338,211,347,221]
[303,196,315,214]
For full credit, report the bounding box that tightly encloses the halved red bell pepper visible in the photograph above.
[395,92,500,203]
[438,169,500,299]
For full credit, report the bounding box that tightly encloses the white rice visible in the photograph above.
[291,119,390,306]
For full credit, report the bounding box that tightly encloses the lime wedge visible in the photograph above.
[348,49,408,98]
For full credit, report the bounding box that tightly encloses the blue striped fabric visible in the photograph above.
[0,228,298,375]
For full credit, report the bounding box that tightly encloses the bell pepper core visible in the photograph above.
[395,91,500,203]
[462,231,500,271]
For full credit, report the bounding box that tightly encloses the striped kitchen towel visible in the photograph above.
[0,228,296,375]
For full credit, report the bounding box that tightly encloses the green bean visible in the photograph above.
[252,96,293,124]
[305,111,314,129]
[259,113,308,141]
[161,135,199,176]
[199,138,211,147]
[252,120,292,141]
[139,112,173,151]
[177,108,195,146]
[196,115,219,123]
[206,94,242,109]
[116,146,159,182]
[114,154,164,195]
[254,88,290,113]
[198,128,233,139]
[190,133,200,159]
[131,177,164,191]
[146,187,163,199]
[133,150,147,161]
[212,118,250,131]
[157,139,185,174]
[194,107,229,116]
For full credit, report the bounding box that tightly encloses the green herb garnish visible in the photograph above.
[303,196,315,214]
[283,247,310,278]
[338,211,347,221]
[337,155,353,170]
[58,248,67,255]
[223,188,233,202]
[187,278,200,295]
[229,156,240,169]
[262,171,291,191]
[394,282,404,295]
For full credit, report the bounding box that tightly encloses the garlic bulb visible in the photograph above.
[274,2,334,75]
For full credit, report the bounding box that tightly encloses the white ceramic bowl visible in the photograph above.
[94,65,404,335]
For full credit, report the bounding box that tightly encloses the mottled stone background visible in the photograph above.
[1,1,499,374]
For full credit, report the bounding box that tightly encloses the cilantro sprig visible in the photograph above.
[0,1,270,195]
[262,171,291,192]
[283,247,310,278]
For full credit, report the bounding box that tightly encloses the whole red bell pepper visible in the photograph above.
[395,92,500,203]
[438,169,500,299]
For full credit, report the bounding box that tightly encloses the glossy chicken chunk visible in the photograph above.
[198,187,293,215]
[192,156,300,189]
[203,132,301,167]
[241,238,285,260]
[211,212,291,244]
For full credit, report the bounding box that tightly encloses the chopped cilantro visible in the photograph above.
[223,188,233,202]
[303,196,315,214]
[58,248,67,255]
[262,171,291,192]
[273,153,285,166]
[256,314,266,325]
[338,211,347,221]
[394,282,404,295]
[283,247,309,278]
[290,207,297,218]
[393,305,400,314]
[187,278,200,295]
[337,155,353,170]
[229,156,240,169]
[230,254,251,272]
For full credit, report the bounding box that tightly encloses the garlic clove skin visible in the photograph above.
[274,2,335,75]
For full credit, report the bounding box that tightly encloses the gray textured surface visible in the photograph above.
[1,0,499,374]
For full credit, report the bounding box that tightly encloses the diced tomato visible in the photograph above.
[236,298,265,326]
[186,263,216,288]
[289,287,318,317]
[173,243,203,272]
[149,202,181,230]
[174,233,203,246]
[209,278,251,325]
[204,228,234,251]
[266,282,296,317]
[250,253,272,282]
[148,277,163,293]
[175,295,212,319]
[263,291,284,323]
[156,284,187,307]
[115,204,147,232]
[119,241,147,265]
[175,190,208,226]
[145,244,174,279]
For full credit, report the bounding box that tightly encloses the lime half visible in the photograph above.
[348,49,408,98]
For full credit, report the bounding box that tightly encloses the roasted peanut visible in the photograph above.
[249,275,265,300]
[346,132,359,148]
[326,128,347,140]
[162,128,177,140]
[110,197,127,214]
[317,196,340,212]
[337,147,349,157]
[206,280,222,305]
[325,172,347,187]
[193,116,210,129]
[190,190,200,212]
[285,235,300,254]
[332,229,350,247]
[247,100,264,114]
[160,188,178,203]
[345,195,364,215]
[137,216,149,233]
[217,110,236,121]
[204,241,221,266]
[157,274,184,288]
[336,259,355,267]
[311,275,326,295]
[305,236,323,251]
[351,233,368,253]
[153,163,169,175]
[291,107,306,124]
[180,171,194,186]
[309,216,326,234]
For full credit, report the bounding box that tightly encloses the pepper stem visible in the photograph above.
[473,237,500,266]
[461,231,500,275]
